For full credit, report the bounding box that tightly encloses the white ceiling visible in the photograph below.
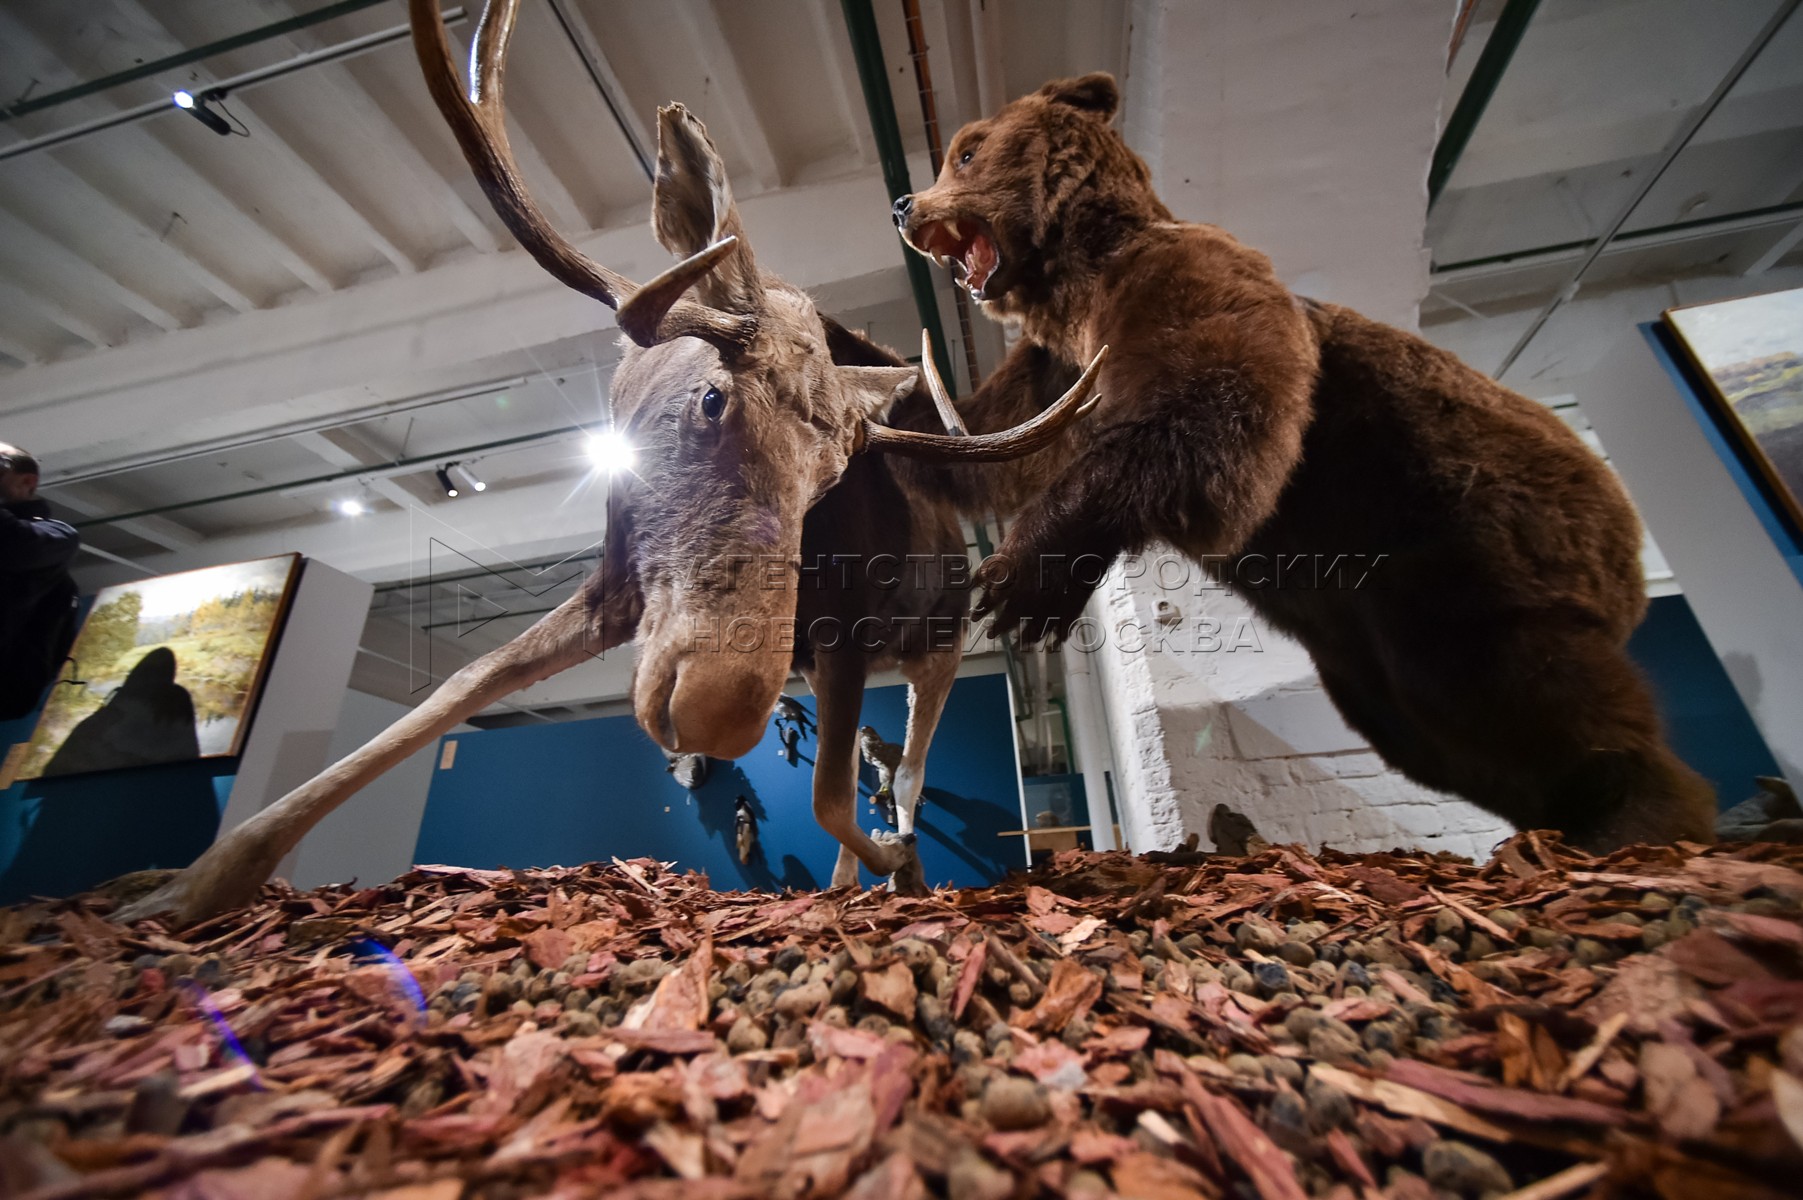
[1424,0,1803,323]
[2,0,1798,710]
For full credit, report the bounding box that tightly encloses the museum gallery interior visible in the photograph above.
[2,1,1802,1196]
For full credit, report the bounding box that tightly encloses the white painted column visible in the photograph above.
[1580,332,1803,793]
[1060,627,1119,851]
[216,559,372,875]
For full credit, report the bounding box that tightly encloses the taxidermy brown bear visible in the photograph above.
[889,72,1715,851]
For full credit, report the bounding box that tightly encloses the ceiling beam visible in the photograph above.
[3,167,904,472]
[113,0,421,277]
[443,26,594,235]
[0,327,43,367]
[544,0,656,181]
[242,0,502,256]
[807,0,876,165]
[108,469,615,590]
[50,482,204,553]
[0,203,188,332]
[22,155,258,314]
[186,94,423,276]
[290,428,440,510]
[138,130,339,295]
[1731,219,1803,277]
[0,5,337,297]
[671,0,784,191]
[0,273,113,349]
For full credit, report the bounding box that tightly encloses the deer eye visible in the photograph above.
[700,386,726,422]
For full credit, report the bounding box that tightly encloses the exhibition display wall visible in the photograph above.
[414,672,1024,891]
[0,559,369,905]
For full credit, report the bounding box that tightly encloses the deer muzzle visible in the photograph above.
[632,601,795,761]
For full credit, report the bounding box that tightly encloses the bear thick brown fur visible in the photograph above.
[892,72,1716,851]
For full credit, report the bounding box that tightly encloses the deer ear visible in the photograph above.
[1039,72,1119,118]
[653,104,761,312]
[838,365,919,420]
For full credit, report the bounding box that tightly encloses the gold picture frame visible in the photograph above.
[1663,286,1803,538]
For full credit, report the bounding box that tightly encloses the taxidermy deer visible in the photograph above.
[114,0,1103,926]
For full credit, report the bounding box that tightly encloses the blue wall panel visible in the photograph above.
[415,673,1022,890]
[1628,593,1781,808]
[0,594,235,905]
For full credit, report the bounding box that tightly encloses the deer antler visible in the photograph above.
[864,337,1107,461]
[409,0,754,352]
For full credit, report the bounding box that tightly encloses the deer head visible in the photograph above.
[411,0,1103,759]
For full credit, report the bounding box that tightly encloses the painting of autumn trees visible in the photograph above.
[13,555,300,780]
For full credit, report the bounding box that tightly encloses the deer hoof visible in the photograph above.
[869,830,927,895]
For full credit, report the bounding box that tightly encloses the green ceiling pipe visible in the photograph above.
[839,0,957,393]
[1428,0,1542,208]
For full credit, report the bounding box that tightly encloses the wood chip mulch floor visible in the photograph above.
[3,832,1802,1199]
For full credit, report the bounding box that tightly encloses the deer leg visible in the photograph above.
[892,644,962,838]
[113,594,613,928]
[804,655,913,889]
[879,645,961,897]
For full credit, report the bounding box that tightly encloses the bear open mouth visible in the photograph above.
[915,216,1002,300]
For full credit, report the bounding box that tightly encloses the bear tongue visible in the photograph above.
[964,234,998,293]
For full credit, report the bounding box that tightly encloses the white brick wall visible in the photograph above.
[1081,569,1514,862]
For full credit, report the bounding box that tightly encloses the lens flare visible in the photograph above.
[586,428,636,474]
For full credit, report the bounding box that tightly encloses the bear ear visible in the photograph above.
[1039,73,1119,118]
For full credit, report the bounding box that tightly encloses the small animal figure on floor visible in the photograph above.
[664,751,710,790]
[859,725,904,826]
[778,725,801,765]
[1209,803,1271,856]
[773,695,815,740]
[1716,775,1803,844]
[734,796,759,864]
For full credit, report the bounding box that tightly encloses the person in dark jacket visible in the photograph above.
[1,444,80,720]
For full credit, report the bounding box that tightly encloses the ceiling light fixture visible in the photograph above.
[335,497,367,517]
[435,467,460,498]
[172,88,233,136]
[452,461,487,493]
[585,428,636,474]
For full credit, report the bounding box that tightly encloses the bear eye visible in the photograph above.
[700,386,726,422]
[958,150,974,168]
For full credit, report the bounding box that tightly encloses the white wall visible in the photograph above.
[220,559,371,835]
[286,689,471,889]
[1091,0,1515,860]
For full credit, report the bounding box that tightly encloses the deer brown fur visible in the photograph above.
[894,72,1717,851]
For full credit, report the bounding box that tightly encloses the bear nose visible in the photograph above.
[891,194,913,228]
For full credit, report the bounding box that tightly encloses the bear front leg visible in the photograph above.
[976,363,1309,645]
[975,491,1126,644]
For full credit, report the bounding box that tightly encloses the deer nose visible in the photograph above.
[891,194,914,229]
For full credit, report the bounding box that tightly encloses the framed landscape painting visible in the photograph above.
[1664,287,1803,536]
[11,554,301,781]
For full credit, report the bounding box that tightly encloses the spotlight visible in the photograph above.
[335,498,366,517]
[585,428,636,474]
[435,467,460,498]
[452,462,487,493]
[173,89,232,136]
